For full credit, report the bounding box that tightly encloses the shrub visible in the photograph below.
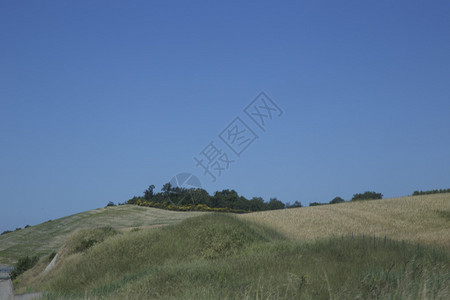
[286,201,303,208]
[74,239,97,253]
[67,227,117,255]
[351,191,383,201]
[267,198,285,210]
[309,202,324,207]
[10,256,39,280]
[330,197,345,204]
[1,230,12,235]
[412,188,450,196]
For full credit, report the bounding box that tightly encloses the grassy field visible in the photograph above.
[6,194,450,299]
[240,194,450,248]
[0,205,206,264]
[14,214,450,299]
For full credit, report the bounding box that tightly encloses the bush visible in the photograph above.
[286,201,302,208]
[10,256,39,280]
[352,191,383,201]
[267,198,285,210]
[309,202,324,207]
[66,227,117,255]
[330,197,345,204]
[128,184,287,212]
[1,230,12,235]
[106,201,115,207]
[74,239,97,253]
[412,188,450,196]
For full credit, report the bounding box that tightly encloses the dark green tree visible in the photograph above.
[249,197,265,211]
[330,197,345,204]
[10,256,39,280]
[144,184,155,200]
[352,191,383,201]
[268,197,285,210]
[162,182,173,201]
[286,201,303,208]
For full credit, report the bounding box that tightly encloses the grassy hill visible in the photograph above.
[0,205,206,264]
[14,214,450,299]
[4,194,450,299]
[240,193,450,248]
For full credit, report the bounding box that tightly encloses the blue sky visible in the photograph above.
[1,1,449,231]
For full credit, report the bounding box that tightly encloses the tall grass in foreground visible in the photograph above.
[23,214,449,299]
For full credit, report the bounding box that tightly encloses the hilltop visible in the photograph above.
[0,205,206,264]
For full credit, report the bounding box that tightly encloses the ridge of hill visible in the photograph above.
[0,205,206,264]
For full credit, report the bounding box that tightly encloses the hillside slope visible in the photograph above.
[240,193,450,248]
[0,205,206,264]
[15,214,450,299]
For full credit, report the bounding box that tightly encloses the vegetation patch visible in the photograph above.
[127,184,285,212]
[436,210,450,221]
[0,205,204,264]
[413,188,450,196]
[15,214,450,299]
[10,255,39,280]
[64,227,117,255]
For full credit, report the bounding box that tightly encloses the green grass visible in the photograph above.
[17,214,449,299]
[0,205,206,264]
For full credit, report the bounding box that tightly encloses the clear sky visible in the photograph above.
[1,1,449,231]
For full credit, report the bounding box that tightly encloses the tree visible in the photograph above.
[330,197,345,204]
[162,182,172,193]
[10,256,39,280]
[351,191,383,201]
[268,198,285,210]
[249,197,265,211]
[189,188,210,206]
[211,190,239,208]
[144,184,155,200]
[286,201,302,208]
[162,182,173,200]
[106,201,115,207]
[127,196,141,205]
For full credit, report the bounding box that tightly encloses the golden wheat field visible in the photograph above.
[240,194,450,248]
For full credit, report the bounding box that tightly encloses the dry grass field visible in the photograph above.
[240,193,450,248]
[0,205,206,264]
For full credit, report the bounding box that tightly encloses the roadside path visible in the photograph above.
[0,267,42,300]
[0,277,13,300]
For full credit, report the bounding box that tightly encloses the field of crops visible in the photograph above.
[240,194,450,248]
